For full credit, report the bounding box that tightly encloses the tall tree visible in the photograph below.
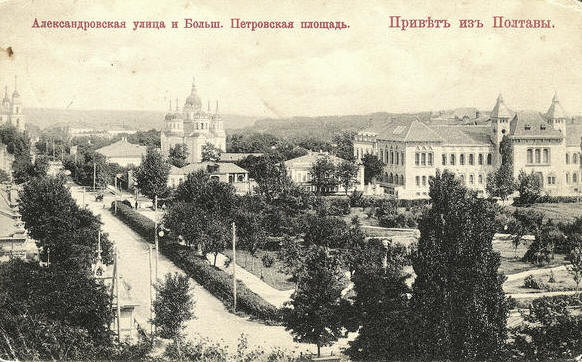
[309,155,337,195]
[332,130,356,161]
[168,143,189,168]
[283,246,347,357]
[336,160,359,195]
[346,239,414,360]
[134,148,170,209]
[361,154,384,185]
[152,272,194,340]
[412,170,509,360]
[486,135,516,200]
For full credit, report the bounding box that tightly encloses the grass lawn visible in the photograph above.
[494,234,568,276]
[222,249,295,291]
[509,202,582,223]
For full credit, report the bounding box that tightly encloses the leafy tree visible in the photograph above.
[522,224,561,265]
[411,170,509,360]
[127,129,161,148]
[200,218,230,266]
[18,175,113,266]
[309,155,338,195]
[336,160,359,195]
[303,215,352,249]
[332,130,356,161]
[283,246,347,357]
[361,154,383,185]
[134,148,169,209]
[346,239,414,360]
[510,295,582,360]
[174,169,237,219]
[201,142,222,162]
[152,273,195,339]
[517,170,542,204]
[168,143,189,168]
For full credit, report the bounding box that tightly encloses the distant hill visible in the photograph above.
[24,108,258,131]
[240,112,433,141]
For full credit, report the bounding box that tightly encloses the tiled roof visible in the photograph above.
[365,118,443,143]
[490,94,514,119]
[96,139,147,158]
[170,162,248,176]
[545,94,568,120]
[432,125,492,145]
[510,111,563,139]
[285,152,349,168]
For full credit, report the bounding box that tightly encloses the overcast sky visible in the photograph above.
[0,0,581,118]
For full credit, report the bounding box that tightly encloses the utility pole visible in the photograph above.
[115,246,121,343]
[148,245,153,338]
[93,162,96,191]
[232,222,237,312]
[82,186,86,208]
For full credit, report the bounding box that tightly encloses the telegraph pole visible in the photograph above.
[93,162,96,191]
[232,222,237,312]
[148,245,153,338]
[115,246,121,343]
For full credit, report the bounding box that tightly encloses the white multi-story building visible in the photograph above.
[354,94,582,199]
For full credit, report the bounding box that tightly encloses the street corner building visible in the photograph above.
[160,78,226,163]
[354,94,582,199]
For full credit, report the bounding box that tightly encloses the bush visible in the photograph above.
[515,195,582,205]
[524,275,546,290]
[110,203,281,323]
[111,201,155,241]
[261,254,275,268]
[327,198,350,216]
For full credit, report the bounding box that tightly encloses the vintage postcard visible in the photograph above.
[1,0,581,360]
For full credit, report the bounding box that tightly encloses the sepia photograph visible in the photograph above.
[0,0,582,360]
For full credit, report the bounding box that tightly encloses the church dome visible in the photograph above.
[184,78,201,110]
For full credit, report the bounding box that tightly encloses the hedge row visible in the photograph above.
[111,201,155,241]
[514,195,582,205]
[109,201,282,323]
[160,243,281,323]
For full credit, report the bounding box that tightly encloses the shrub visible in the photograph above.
[261,254,275,268]
[327,198,350,216]
[524,275,546,290]
[111,201,155,241]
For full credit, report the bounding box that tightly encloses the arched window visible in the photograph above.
[478,153,484,165]
[401,152,405,165]
[487,153,492,165]
[469,154,474,165]
[527,149,533,164]
[460,154,465,165]
[566,153,570,164]
[422,176,427,186]
[428,153,433,166]
[390,151,394,164]
[469,174,474,184]
[460,174,465,184]
[574,173,579,183]
[389,173,393,183]
[478,174,483,184]
[442,154,447,165]
[574,153,579,164]
[400,175,404,185]
[450,154,456,165]
[566,173,570,184]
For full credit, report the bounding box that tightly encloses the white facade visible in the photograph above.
[0,80,26,132]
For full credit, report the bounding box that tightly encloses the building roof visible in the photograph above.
[0,187,25,239]
[490,94,514,119]
[432,125,492,145]
[170,162,248,176]
[219,152,263,162]
[96,139,147,158]
[285,151,352,169]
[545,93,568,120]
[365,118,443,143]
[509,111,563,139]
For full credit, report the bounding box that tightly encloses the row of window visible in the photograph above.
[354,147,373,160]
[526,148,550,164]
[414,152,433,166]
[383,172,405,185]
[381,149,405,166]
[415,173,486,187]
[442,153,492,166]
[566,172,580,184]
[566,153,580,164]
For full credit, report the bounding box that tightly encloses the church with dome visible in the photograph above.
[160,79,226,163]
[0,78,25,132]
